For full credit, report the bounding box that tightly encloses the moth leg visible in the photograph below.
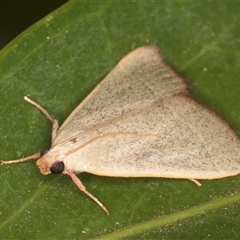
[1,152,41,164]
[24,96,59,142]
[188,178,202,187]
[67,170,110,216]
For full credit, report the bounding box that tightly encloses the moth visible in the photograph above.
[2,46,240,215]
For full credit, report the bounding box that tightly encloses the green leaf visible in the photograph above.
[0,1,240,239]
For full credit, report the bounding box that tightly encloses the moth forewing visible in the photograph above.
[50,94,240,180]
[53,45,189,146]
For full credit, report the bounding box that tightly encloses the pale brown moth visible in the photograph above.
[2,46,240,215]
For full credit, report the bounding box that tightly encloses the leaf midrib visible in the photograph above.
[95,193,240,240]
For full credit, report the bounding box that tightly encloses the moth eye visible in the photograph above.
[50,162,65,174]
[40,149,49,157]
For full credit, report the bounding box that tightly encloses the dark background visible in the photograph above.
[0,1,67,50]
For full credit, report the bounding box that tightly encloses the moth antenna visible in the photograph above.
[1,152,41,164]
[67,170,110,216]
[24,96,59,141]
[24,96,55,123]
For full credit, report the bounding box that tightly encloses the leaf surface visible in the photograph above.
[0,1,240,239]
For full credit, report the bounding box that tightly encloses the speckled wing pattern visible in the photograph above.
[51,46,240,179]
[53,46,188,146]
[74,94,240,179]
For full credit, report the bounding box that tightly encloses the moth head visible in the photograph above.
[36,149,65,175]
